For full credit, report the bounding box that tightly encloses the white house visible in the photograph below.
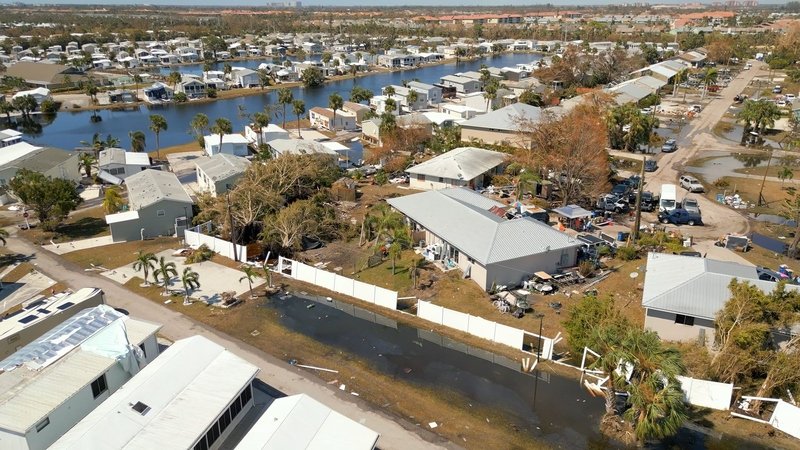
[50,336,259,450]
[245,123,290,146]
[439,75,481,94]
[176,76,207,99]
[0,129,23,148]
[195,153,250,197]
[204,133,250,156]
[387,188,579,291]
[0,305,161,450]
[408,81,443,105]
[97,148,151,181]
[406,147,507,191]
[11,87,51,104]
[309,107,358,132]
[232,68,260,88]
[235,394,380,450]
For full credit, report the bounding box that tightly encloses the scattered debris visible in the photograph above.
[306,304,315,309]
[163,299,172,304]
[295,363,339,373]
[327,379,338,385]
[351,392,359,396]
[250,330,260,337]
[429,422,438,429]
[326,297,333,302]
[339,384,346,391]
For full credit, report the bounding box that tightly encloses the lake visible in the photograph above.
[25,53,540,152]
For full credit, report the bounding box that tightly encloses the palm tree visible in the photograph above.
[252,112,270,147]
[129,130,146,153]
[386,227,412,275]
[104,134,120,148]
[103,186,124,213]
[153,256,178,296]
[180,267,200,305]
[148,114,168,159]
[364,203,403,245]
[132,73,143,100]
[190,112,209,146]
[328,93,343,128]
[78,153,95,178]
[483,82,498,112]
[292,99,305,138]
[0,228,8,246]
[132,251,157,286]
[210,117,233,154]
[239,265,259,298]
[701,67,718,100]
[672,68,688,98]
[384,85,395,98]
[0,99,14,125]
[167,71,182,90]
[278,88,293,129]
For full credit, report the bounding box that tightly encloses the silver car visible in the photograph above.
[683,198,700,214]
[679,175,704,193]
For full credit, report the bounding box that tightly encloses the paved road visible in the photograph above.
[642,60,763,239]
[4,234,453,450]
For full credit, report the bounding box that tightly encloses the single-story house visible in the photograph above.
[195,153,250,197]
[642,253,799,346]
[97,148,151,181]
[107,89,135,103]
[4,62,87,88]
[342,101,371,124]
[406,147,507,191]
[105,169,193,242]
[309,107,358,132]
[176,76,207,99]
[0,129,23,148]
[408,81,443,105]
[203,134,249,157]
[439,75,481,94]
[11,87,52,105]
[459,103,559,147]
[0,143,81,188]
[387,187,579,291]
[268,138,338,159]
[244,123,290,146]
[232,68,260,88]
[361,118,382,146]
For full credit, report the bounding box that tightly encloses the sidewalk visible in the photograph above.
[6,235,453,450]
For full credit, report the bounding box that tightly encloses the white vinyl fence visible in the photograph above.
[771,400,800,439]
[676,376,733,410]
[277,256,398,310]
[416,300,556,358]
[184,228,247,262]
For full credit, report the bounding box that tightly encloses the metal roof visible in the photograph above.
[552,204,592,219]
[235,394,380,450]
[99,148,150,168]
[459,103,552,132]
[105,210,140,224]
[0,287,103,344]
[642,253,799,320]
[9,147,75,173]
[195,153,250,182]
[0,305,160,434]
[50,336,259,450]
[268,139,337,157]
[0,141,42,168]
[203,134,250,145]
[125,169,193,211]
[387,188,578,265]
[405,147,507,181]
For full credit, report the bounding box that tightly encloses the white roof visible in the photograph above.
[51,336,259,450]
[642,253,799,320]
[204,133,250,145]
[0,141,41,167]
[268,139,337,157]
[235,394,380,450]
[195,153,250,181]
[0,287,103,342]
[105,210,140,224]
[98,148,150,167]
[125,169,193,210]
[12,87,50,99]
[406,147,507,181]
[0,305,160,434]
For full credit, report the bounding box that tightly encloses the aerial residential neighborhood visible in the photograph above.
[1,2,800,449]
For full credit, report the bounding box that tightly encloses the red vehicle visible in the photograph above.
[706,85,720,93]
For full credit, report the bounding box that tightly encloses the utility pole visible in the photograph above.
[226,185,238,262]
[632,154,646,241]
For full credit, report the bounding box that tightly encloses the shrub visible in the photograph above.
[578,260,596,277]
[207,88,217,98]
[40,99,58,114]
[616,245,640,261]
[173,92,188,103]
[186,244,213,264]
[374,170,388,186]
[713,178,730,189]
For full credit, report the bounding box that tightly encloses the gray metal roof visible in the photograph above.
[6,147,75,173]
[195,153,250,182]
[387,188,578,265]
[125,169,193,210]
[405,146,507,181]
[459,103,550,132]
[98,147,126,166]
[642,253,799,320]
[268,139,337,157]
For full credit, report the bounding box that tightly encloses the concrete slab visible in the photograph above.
[43,235,115,255]
[101,249,264,302]
[693,240,755,267]
[79,185,103,201]
[167,151,203,196]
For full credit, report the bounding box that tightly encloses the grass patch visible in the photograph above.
[2,262,35,283]
[149,140,202,159]
[20,206,110,244]
[712,121,735,140]
[127,274,551,449]
[698,176,792,214]
[732,165,800,179]
[62,237,179,269]
[353,250,415,293]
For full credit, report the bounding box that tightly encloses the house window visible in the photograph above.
[35,417,50,432]
[438,177,444,183]
[91,374,108,398]
[674,314,695,326]
[156,210,165,217]
[418,174,425,181]
[139,342,147,359]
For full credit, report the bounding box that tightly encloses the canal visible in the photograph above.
[24,53,540,151]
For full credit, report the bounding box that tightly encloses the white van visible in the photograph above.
[660,184,677,212]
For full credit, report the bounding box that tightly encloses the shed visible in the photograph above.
[331,177,357,202]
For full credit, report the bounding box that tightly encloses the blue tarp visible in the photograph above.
[750,232,789,254]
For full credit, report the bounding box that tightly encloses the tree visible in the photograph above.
[384,85,395,98]
[210,117,233,155]
[386,227,411,275]
[239,265,259,298]
[483,80,498,112]
[301,67,324,88]
[148,114,168,159]
[363,203,403,245]
[0,98,14,125]
[103,186,124,214]
[257,68,271,90]
[180,267,200,305]
[11,95,37,124]
[518,89,544,107]
[190,112,209,147]
[350,86,373,103]
[167,71,182,90]
[129,130,146,153]
[328,92,343,127]
[321,52,332,65]
[277,88,293,129]
[606,103,658,152]
[406,89,419,110]
[779,166,794,186]
[292,99,305,137]
[83,79,99,104]
[261,199,340,253]
[78,153,95,178]
[132,251,157,286]
[701,67,718,99]
[252,112,271,147]
[132,73,142,100]
[153,256,178,296]
[517,105,611,205]
[8,169,82,231]
[737,99,781,140]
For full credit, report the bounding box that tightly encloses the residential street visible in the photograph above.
[4,233,453,450]
[640,60,764,239]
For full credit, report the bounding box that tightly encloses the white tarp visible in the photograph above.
[771,400,800,439]
[677,376,733,411]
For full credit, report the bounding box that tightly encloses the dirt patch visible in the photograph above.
[149,141,202,159]
[19,206,110,244]
[2,262,35,283]
[61,237,180,269]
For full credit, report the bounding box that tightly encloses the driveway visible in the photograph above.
[101,249,263,300]
[43,235,115,255]
[3,233,451,450]
[166,151,203,194]
[642,60,762,239]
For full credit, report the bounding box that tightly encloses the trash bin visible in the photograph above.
[683,237,693,247]
[617,231,629,241]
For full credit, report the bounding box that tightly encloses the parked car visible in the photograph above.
[744,63,752,70]
[644,159,658,172]
[787,94,796,102]
[689,105,702,113]
[611,183,631,197]
[682,197,700,214]
[640,191,657,212]
[661,139,678,153]
[777,100,788,108]
[679,175,705,193]
[773,85,783,94]
[658,208,703,226]
[597,195,629,213]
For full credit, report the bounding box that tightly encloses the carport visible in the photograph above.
[552,204,592,231]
